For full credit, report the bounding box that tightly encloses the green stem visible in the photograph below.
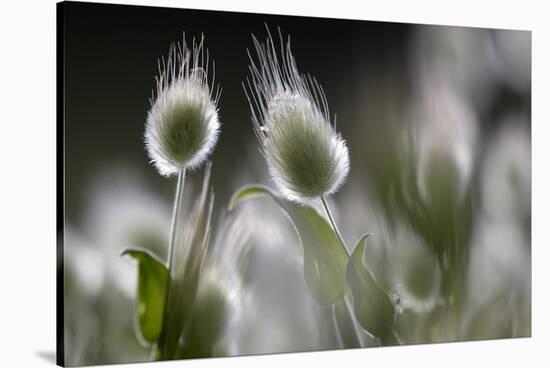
[379,329,402,346]
[320,195,349,256]
[159,168,187,360]
[333,299,362,348]
[320,195,361,348]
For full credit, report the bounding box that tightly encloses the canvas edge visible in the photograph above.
[56,1,66,367]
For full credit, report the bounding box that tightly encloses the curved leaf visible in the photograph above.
[293,205,349,305]
[229,185,348,305]
[122,248,168,344]
[346,234,395,341]
[228,184,274,211]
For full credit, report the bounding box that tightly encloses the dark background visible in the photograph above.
[63,1,414,221]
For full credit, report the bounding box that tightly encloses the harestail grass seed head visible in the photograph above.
[145,34,221,176]
[244,29,350,203]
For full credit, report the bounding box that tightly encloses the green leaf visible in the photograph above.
[294,205,349,305]
[346,234,395,341]
[122,248,168,344]
[228,184,273,211]
[229,185,348,305]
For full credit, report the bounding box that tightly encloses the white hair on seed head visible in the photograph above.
[145,33,221,176]
[244,27,350,203]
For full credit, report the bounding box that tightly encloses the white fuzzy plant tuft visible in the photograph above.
[244,29,350,203]
[141,34,221,359]
[145,34,221,176]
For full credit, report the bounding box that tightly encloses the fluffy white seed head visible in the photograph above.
[245,29,350,203]
[145,35,221,176]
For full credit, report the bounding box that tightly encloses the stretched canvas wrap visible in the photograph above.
[57,1,532,366]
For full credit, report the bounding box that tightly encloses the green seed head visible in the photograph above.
[145,35,220,176]
[263,92,349,202]
[393,226,441,313]
[245,29,350,202]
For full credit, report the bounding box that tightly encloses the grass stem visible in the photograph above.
[333,299,362,348]
[159,168,187,359]
[320,195,362,348]
[320,195,349,256]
